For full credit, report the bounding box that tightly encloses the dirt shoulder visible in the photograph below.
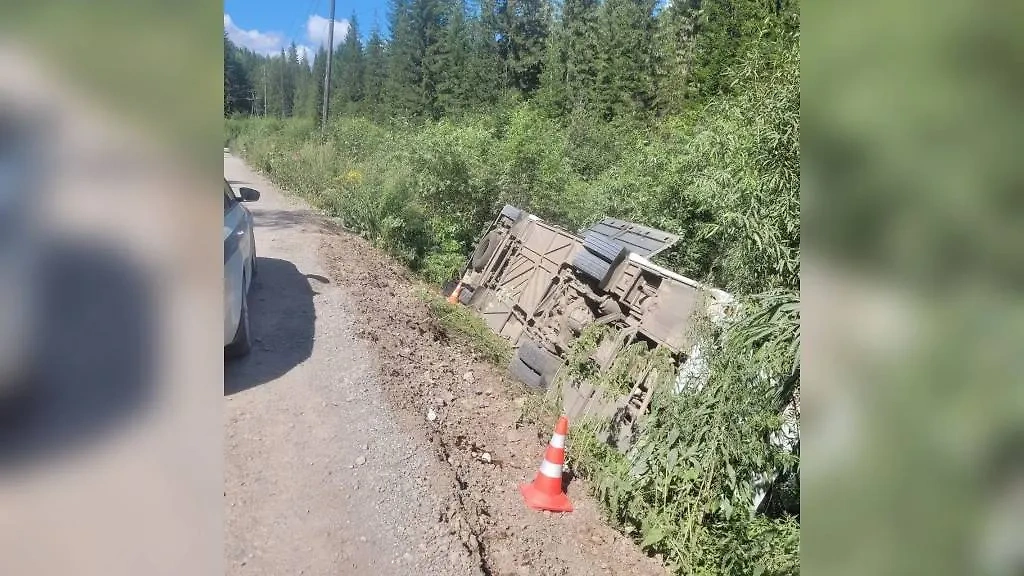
[318,223,667,576]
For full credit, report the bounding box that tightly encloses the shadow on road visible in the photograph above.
[225,257,315,396]
[0,238,155,470]
[251,209,332,233]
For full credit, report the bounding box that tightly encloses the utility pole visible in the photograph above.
[321,0,336,133]
[263,65,268,117]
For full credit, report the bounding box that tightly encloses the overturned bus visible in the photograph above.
[447,205,736,451]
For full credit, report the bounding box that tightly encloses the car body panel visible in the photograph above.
[579,217,680,258]
[223,180,255,347]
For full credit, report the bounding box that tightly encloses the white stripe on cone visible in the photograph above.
[539,459,563,479]
[550,433,566,449]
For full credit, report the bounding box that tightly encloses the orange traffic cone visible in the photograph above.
[520,415,573,513]
[447,282,463,305]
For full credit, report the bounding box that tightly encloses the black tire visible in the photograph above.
[470,230,501,271]
[518,339,564,381]
[225,289,252,358]
[509,357,545,390]
[250,244,258,278]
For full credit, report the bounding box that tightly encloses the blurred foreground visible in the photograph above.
[0,0,1020,574]
[0,2,221,574]
[804,0,1024,575]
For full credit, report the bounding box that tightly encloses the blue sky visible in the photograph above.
[224,0,390,61]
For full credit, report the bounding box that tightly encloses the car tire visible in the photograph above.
[225,287,252,358]
[250,246,258,278]
[509,357,544,390]
[470,230,501,272]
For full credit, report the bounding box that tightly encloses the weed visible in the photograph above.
[517,392,561,429]
[552,323,609,394]
[566,301,800,576]
[414,286,512,366]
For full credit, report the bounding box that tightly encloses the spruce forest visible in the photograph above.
[225,0,800,573]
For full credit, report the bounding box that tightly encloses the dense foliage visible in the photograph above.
[568,288,800,575]
[225,0,799,573]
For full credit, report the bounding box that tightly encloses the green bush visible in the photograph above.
[567,292,800,576]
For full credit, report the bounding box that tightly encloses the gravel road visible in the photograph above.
[224,153,478,576]
[224,152,667,576]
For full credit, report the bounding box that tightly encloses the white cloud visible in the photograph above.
[225,12,337,65]
[306,15,350,49]
[224,13,287,56]
[296,45,316,67]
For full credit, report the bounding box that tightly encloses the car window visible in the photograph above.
[224,180,238,213]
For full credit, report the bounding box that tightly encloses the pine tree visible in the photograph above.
[430,0,471,116]
[224,33,253,116]
[293,51,317,118]
[595,0,657,119]
[413,0,448,117]
[230,45,267,114]
[383,0,450,117]
[538,0,601,114]
[261,47,300,118]
[385,0,424,116]
[536,17,569,115]
[653,0,700,114]
[262,56,282,117]
[332,13,365,116]
[363,28,388,118]
[495,0,551,95]
[309,46,329,120]
[283,43,300,117]
[465,0,503,106]
[563,0,600,110]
